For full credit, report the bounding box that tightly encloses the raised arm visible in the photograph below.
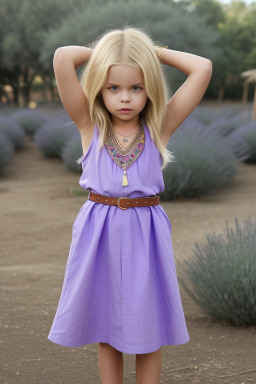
[158,47,212,143]
[53,46,93,131]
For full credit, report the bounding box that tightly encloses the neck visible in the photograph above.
[111,116,140,132]
[112,122,141,138]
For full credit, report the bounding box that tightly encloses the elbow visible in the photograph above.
[202,59,213,80]
[53,47,64,59]
[53,47,65,67]
[205,59,213,74]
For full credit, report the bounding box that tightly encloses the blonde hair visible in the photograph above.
[80,26,175,170]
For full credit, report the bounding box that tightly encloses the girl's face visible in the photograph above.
[101,64,148,126]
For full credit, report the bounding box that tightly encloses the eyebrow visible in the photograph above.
[105,82,144,86]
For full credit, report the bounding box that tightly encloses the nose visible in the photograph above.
[120,90,130,102]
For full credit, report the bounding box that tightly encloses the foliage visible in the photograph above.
[209,110,252,137]
[190,106,221,125]
[0,0,78,105]
[34,114,78,158]
[231,120,256,163]
[41,1,219,61]
[217,105,251,119]
[177,0,225,29]
[208,1,256,100]
[160,116,248,199]
[61,134,83,173]
[0,131,14,172]
[40,0,220,93]
[224,129,251,162]
[9,108,48,136]
[0,116,25,149]
[0,0,256,103]
[178,216,256,326]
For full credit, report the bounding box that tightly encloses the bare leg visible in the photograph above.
[136,348,162,384]
[98,342,124,384]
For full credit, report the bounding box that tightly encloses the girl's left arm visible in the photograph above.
[158,47,212,142]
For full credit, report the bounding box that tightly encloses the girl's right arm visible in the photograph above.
[53,46,93,131]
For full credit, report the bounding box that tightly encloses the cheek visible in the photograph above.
[105,96,116,109]
[140,94,148,108]
[101,92,112,108]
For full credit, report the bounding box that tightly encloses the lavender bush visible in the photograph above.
[34,115,77,158]
[225,129,251,161]
[161,117,249,199]
[0,132,15,172]
[9,108,48,136]
[209,111,252,137]
[61,133,83,173]
[190,106,221,125]
[178,217,256,326]
[218,105,252,119]
[218,105,240,118]
[0,117,25,149]
[230,121,256,163]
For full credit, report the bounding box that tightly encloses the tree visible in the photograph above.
[210,1,256,100]
[40,0,220,96]
[174,0,225,28]
[0,0,86,106]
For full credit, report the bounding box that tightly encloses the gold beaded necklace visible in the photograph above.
[105,120,145,186]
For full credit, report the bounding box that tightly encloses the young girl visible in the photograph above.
[48,27,212,384]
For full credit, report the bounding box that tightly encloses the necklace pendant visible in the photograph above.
[122,170,128,186]
[123,138,128,143]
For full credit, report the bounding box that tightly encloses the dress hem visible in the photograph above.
[48,334,190,354]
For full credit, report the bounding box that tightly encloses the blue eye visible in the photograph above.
[109,86,118,91]
[133,86,142,91]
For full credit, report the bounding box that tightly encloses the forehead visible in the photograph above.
[105,64,144,84]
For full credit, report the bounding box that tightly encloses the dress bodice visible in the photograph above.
[77,122,165,198]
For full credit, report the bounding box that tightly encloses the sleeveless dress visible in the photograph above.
[48,122,190,354]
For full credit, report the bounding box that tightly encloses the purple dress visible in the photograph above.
[48,122,190,354]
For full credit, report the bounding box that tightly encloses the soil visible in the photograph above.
[1,104,256,384]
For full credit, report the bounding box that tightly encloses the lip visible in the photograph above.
[119,108,132,114]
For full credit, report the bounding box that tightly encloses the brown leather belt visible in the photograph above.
[88,190,160,210]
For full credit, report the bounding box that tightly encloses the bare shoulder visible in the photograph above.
[79,123,96,155]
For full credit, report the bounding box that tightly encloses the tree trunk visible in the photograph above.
[17,67,36,107]
[12,86,19,106]
[48,77,55,102]
[18,86,30,108]
[218,86,225,102]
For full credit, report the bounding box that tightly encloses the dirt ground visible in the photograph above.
[1,105,256,384]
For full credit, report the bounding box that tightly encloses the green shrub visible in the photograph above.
[178,217,256,326]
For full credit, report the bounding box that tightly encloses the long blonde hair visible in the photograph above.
[80,26,175,169]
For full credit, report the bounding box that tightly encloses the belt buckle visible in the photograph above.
[87,189,91,199]
[117,196,129,210]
